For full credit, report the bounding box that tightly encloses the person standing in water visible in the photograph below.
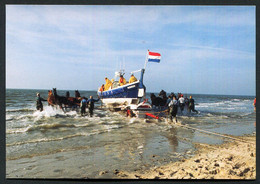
[36,93,47,112]
[178,94,185,113]
[80,97,87,116]
[168,96,179,123]
[87,96,100,117]
[188,95,198,113]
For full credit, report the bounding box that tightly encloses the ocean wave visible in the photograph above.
[242,112,255,116]
[6,111,36,121]
[6,123,77,134]
[6,108,35,113]
[6,125,33,134]
[7,119,124,138]
[31,123,76,131]
[6,115,14,121]
[16,114,35,120]
[197,99,253,113]
[6,107,75,121]
[74,123,96,128]
[103,124,121,132]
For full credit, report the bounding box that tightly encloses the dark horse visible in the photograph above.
[52,88,69,110]
[159,90,168,105]
[51,88,80,110]
[150,90,168,107]
[75,90,81,98]
[67,96,81,108]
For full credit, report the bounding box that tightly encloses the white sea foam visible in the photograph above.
[6,108,35,112]
[128,118,140,124]
[6,125,33,134]
[6,115,14,121]
[33,106,65,117]
[103,124,120,132]
[137,145,143,149]
[232,99,241,102]
[74,123,93,128]
[196,98,253,115]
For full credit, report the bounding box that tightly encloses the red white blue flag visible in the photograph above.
[148,51,161,63]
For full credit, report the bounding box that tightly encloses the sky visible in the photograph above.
[6,5,255,96]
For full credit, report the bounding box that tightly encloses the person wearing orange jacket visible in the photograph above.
[119,75,126,86]
[253,97,256,111]
[99,84,105,92]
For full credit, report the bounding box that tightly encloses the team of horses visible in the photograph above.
[47,88,181,111]
[150,90,167,107]
[47,88,82,111]
[150,90,182,107]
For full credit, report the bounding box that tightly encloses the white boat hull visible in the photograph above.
[101,98,140,107]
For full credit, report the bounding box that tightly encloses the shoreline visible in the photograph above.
[115,133,256,179]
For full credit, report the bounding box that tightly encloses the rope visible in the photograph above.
[137,109,168,115]
[136,110,254,145]
[93,105,254,145]
[170,122,255,145]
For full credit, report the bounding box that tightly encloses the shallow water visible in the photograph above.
[6,89,256,178]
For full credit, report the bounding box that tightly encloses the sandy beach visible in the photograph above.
[115,134,256,179]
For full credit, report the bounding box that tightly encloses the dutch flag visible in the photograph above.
[147,51,161,63]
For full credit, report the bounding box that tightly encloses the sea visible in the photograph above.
[5,89,256,179]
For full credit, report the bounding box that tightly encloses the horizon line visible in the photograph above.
[6,88,255,97]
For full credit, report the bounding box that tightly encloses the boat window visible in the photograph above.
[112,81,120,88]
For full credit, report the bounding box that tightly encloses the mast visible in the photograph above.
[143,49,149,71]
[139,50,149,89]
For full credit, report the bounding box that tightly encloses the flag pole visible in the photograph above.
[143,49,149,71]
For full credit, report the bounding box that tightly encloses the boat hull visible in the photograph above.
[98,81,144,106]
[101,98,139,107]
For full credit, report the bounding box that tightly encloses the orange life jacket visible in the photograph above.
[99,86,104,92]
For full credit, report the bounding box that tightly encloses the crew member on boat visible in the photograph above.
[99,84,105,92]
[104,77,112,91]
[129,74,137,83]
[119,75,126,86]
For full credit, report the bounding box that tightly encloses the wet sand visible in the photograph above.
[114,134,256,179]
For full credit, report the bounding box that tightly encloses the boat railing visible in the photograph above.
[105,80,139,91]
[130,69,142,74]
[98,80,140,93]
